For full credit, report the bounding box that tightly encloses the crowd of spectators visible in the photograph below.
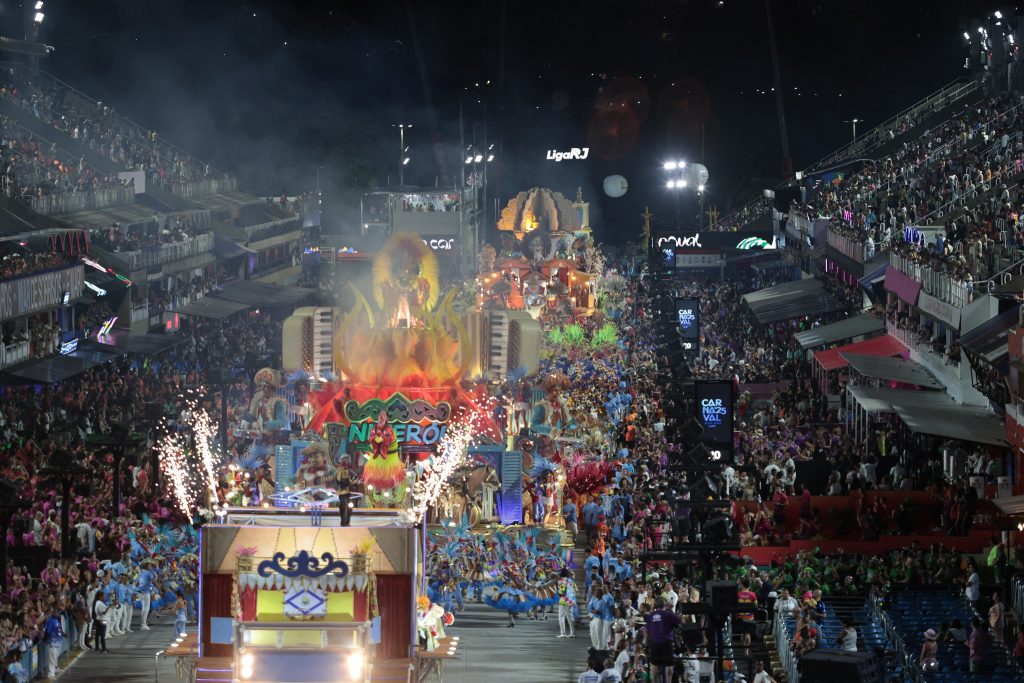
[0,117,129,205]
[0,251,73,282]
[563,261,1022,683]
[792,92,1024,293]
[89,213,209,254]
[0,306,283,676]
[0,68,224,192]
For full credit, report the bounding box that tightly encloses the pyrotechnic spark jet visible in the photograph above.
[404,407,484,524]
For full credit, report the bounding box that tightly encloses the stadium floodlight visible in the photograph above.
[474,154,483,163]
[679,179,687,188]
[666,180,675,189]
[664,161,677,171]
[995,10,1003,19]
[34,12,44,23]
[465,155,473,164]
[979,26,986,34]
[964,31,971,40]
[34,1,43,9]
[402,157,410,165]
[487,154,495,162]
[678,160,687,168]
[698,184,705,193]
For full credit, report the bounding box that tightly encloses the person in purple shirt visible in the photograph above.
[644,597,681,683]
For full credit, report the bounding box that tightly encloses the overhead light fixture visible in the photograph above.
[664,161,677,171]
[34,11,44,23]
[487,154,494,162]
[474,154,483,163]
[465,155,473,164]
[678,160,687,168]
[34,1,43,9]
[995,10,1003,19]
[679,180,687,188]
[964,31,971,40]
[666,180,675,189]
[698,184,705,192]
[402,157,410,165]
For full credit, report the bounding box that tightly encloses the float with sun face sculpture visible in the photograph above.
[301,232,500,510]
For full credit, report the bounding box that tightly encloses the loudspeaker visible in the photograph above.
[706,581,738,610]
[798,650,882,683]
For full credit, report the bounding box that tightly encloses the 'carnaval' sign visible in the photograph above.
[694,381,733,445]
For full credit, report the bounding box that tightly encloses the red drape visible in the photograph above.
[201,573,234,658]
[375,574,412,660]
[354,589,368,622]
[240,587,258,621]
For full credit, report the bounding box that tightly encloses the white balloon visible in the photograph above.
[688,164,709,187]
[603,175,628,198]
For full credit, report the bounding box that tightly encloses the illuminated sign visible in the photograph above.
[674,297,700,353]
[97,316,117,337]
[325,393,453,458]
[60,338,78,355]
[655,231,776,251]
[658,234,703,248]
[695,381,733,445]
[422,238,455,250]
[84,281,107,296]
[546,147,590,162]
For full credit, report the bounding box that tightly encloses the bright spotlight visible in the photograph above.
[995,10,1003,19]
[964,31,971,40]
[679,180,688,188]
[666,180,675,189]
[487,154,494,162]
[474,154,483,162]
[664,161,677,171]
[698,184,705,193]
[34,1,43,9]
[979,26,986,34]
[402,157,410,165]
[465,156,473,164]
[34,11,44,23]
[346,651,365,679]
[678,160,687,168]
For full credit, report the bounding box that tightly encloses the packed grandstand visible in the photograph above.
[0,17,1022,683]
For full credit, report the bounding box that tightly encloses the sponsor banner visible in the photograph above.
[0,265,84,321]
[917,290,961,328]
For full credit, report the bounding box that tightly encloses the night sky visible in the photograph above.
[17,0,987,241]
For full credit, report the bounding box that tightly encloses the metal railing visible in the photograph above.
[130,302,150,324]
[169,176,238,199]
[24,184,135,215]
[109,232,214,271]
[886,319,961,380]
[0,340,30,368]
[871,594,922,683]
[806,78,977,172]
[826,228,869,263]
[244,216,301,242]
[772,613,800,683]
[889,252,970,308]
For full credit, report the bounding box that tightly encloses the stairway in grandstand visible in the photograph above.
[886,587,1023,683]
[775,593,907,683]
